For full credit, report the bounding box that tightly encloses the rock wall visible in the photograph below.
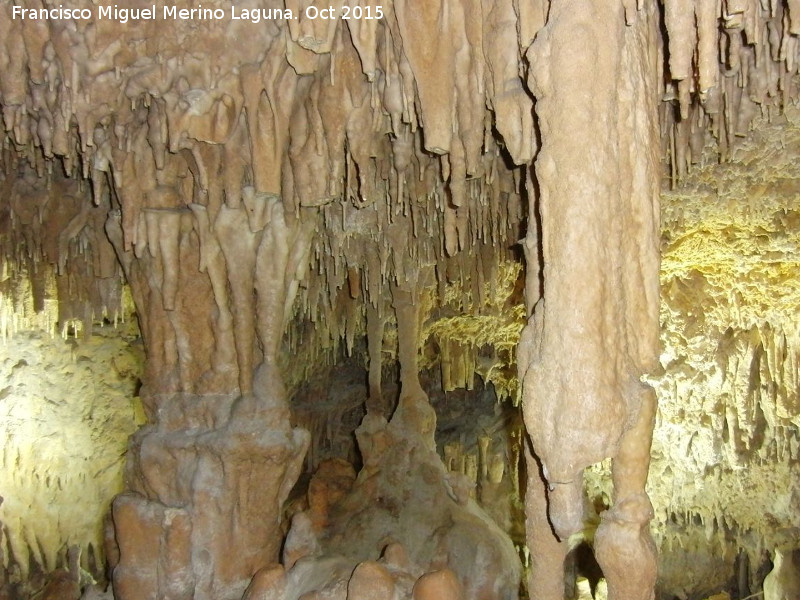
[0,320,142,598]
[0,166,138,598]
[653,108,800,598]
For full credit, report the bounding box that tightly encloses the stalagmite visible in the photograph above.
[594,389,659,599]
[523,444,568,600]
[412,569,464,600]
[347,561,396,600]
[763,549,800,600]
[365,300,385,414]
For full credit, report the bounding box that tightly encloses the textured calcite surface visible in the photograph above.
[0,320,142,597]
[653,110,800,598]
[3,0,800,599]
[517,2,661,598]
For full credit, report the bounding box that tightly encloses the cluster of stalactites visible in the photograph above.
[633,108,800,594]
[662,0,800,182]
[0,0,541,256]
[0,0,546,396]
[648,314,800,555]
[282,165,528,391]
[0,166,127,343]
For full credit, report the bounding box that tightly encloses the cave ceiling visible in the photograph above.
[1,0,800,385]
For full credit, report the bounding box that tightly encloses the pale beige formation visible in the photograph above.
[763,549,800,600]
[517,1,660,597]
[2,0,800,599]
[0,323,142,595]
[643,110,800,597]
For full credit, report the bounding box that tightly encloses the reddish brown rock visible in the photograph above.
[346,561,395,600]
[38,570,81,600]
[242,564,286,600]
[112,397,309,600]
[412,569,464,600]
[307,459,357,531]
[111,494,164,600]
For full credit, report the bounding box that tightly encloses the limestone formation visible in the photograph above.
[242,564,288,600]
[518,1,660,597]
[2,0,800,599]
[275,284,521,599]
[412,569,464,600]
[346,561,395,600]
[637,108,800,596]
[763,549,800,600]
[0,324,142,589]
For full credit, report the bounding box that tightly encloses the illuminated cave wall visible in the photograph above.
[0,281,142,595]
[580,109,800,599]
[0,164,143,597]
[653,109,800,597]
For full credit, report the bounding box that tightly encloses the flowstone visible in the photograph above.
[112,374,309,600]
[273,399,521,600]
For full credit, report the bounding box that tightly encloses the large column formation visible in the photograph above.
[92,46,316,597]
[518,1,661,598]
[109,173,312,599]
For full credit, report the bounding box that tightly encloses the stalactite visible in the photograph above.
[393,0,459,155]
[188,203,237,391]
[142,208,184,312]
[215,203,262,395]
[485,0,536,165]
[240,45,297,197]
[254,198,293,366]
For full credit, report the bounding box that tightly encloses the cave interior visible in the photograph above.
[1,1,800,600]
